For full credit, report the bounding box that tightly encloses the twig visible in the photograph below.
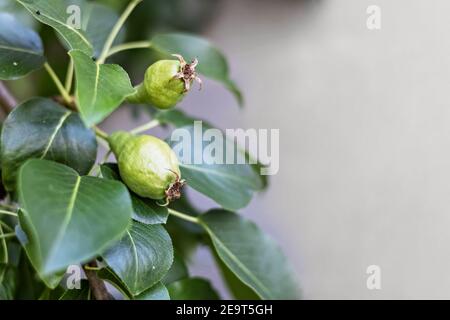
[97,0,143,64]
[0,81,17,113]
[44,63,72,105]
[0,210,18,217]
[96,137,110,150]
[101,150,112,164]
[0,233,15,239]
[168,208,199,224]
[107,41,152,59]
[130,119,160,134]
[84,261,114,300]
[94,126,109,140]
[65,59,74,93]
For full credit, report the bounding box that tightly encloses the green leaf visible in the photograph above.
[99,163,119,180]
[199,210,299,300]
[17,0,124,59]
[135,282,170,300]
[0,264,18,300]
[100,163,168,225]
[0,12,45,80]
[159,110,268,191]
[179,157,260,212]
[213,251,260,300]
[99,266,175,301]
[0,241,21,267]
[70,50,135,126]
[0,0,37,26]
[0,229,8,265]
[1,98,97,192]
[155,109,200,128]
[16,0,93,55]
[130,195,168,225]
[168,125,263,210]
[167,277,220,300]
[38,285,65,300]
[166,197,204,260]
[14,251,46,299]
[58,280,90,300]
[102,221,173,296]
[15,221,65,289]
[17,159,132,278]
[74,2,125,59]
[151,33,243,106]
[162,251,188,285]
[99,268,169,300]
[97,267,131,299]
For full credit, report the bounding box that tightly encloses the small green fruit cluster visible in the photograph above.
[108,131,185,204]
[127,54,202,110]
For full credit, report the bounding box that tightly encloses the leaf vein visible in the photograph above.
[0,44,42,55]
[23,3,92,51]
[127,230,139,292]
[40,111,71,159]
[202,223,272,299]
[45,175,81,271]
[91,64,100,110]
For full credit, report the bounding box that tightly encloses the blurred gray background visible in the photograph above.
[103,0,450,299]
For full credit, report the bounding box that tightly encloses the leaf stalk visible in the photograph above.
[130,119,161,134]
[97,0,143,64]
[0,210,18,217]
[168,208,199,224]
[44,63,72,105]
[107,41,152,59]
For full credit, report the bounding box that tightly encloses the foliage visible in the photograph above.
[0,0,298,300]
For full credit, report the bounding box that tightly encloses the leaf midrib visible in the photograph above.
[45,175,81,271]
[90,63,100,111]
[40,111,71,159]
[127,230,139,292]
[200,221,272,299]
[18,1,92,53]
[0,44,43,56]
